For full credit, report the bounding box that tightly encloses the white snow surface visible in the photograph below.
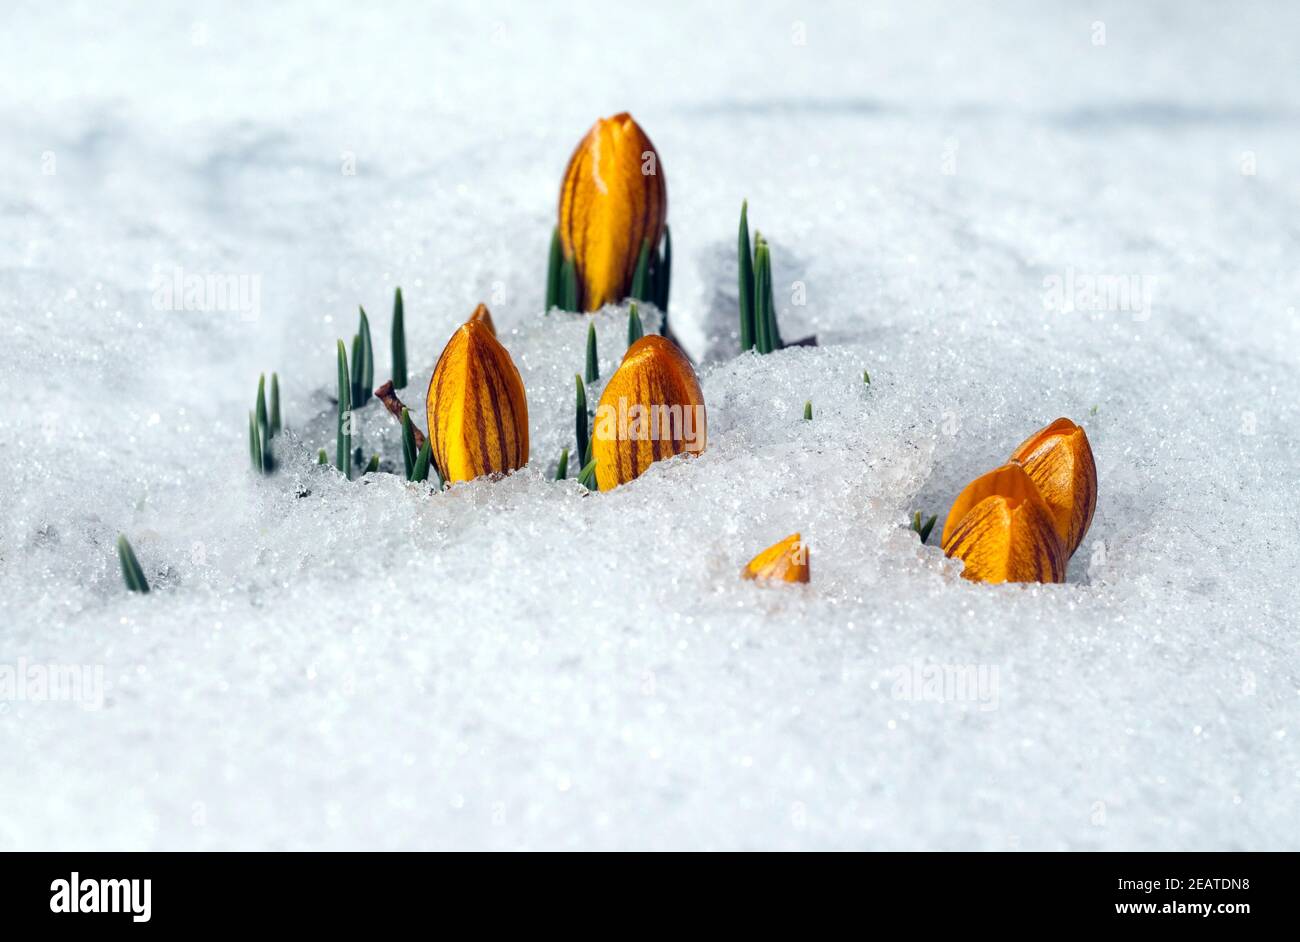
[2,1,1299,850]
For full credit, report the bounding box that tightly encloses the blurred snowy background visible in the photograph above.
[1,1,1297,849]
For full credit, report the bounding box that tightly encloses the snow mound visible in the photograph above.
[1,1,1297,849]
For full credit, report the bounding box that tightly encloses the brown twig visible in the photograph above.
[374,380,426,449]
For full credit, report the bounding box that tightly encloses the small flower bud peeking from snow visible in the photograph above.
[591,336,705,491]
[558,113,667,311]
[742,533,810,584]
[425,304,529,484]
[941,463,1067,584]
[1008,417,1097,558]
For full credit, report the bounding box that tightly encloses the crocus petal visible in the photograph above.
[941,463,1066,584]
[1009,417,1097,557]
[426,308,529,483]
[592,336,705,491]
[741,533,810,583]
[558,112,667,311]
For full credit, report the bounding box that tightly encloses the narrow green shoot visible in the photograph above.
[348,331,364,407]
[740,206,787,355]
[911,512,938,545]
[317,448,327,464]
[269,372,281,436]
[562,257,579,312]
[256,404,273,474]
[336,339,352,478]
[400,407,417,479]
[350,333,362,406]
[364,454,380,474]
[255,373,269,436]
[411,437,433,483]
[585,322,599,383]
[863,370,871,385]
[357,307,374,405]
[249,374,274,475]
[754,237,772,354]
[117,534,150,594]
[248,410,263,473]
[545,227,563,311]
[655,226,672,316]
[630,238,651,301]
[555,447,569,481]
[575,373,589,467]
[577,456,598,490]
[627,302,644,345]
[758,237,782,352]
[392,288,408,388]
[804,400,813,421]
[738,201,755,351]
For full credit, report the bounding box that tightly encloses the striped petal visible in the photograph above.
[1009,418,1097,557]
[425,307,529,483]
[941,464,1066,584]
[741,533,810,583]
[592,336,705,491]
[558,112,667,312]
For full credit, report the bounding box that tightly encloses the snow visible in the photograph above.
[2,1,1298,849]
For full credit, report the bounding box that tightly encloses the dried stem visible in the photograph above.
[374,380,426,449]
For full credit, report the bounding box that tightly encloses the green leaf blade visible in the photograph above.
[627,302,643,346]
[358,307,374,404]
[392,288,408,389]
[411,437,433,483]
[117,534,150,594]
[585,323,599,384]
[575,373,589,467]
[350,333,362,406]
[269,373,281,437]
[336,339,352,478]
[401,407,416,479]
[655,227,672,318]
[738,201,755,351]
[248,410,260,472]
[754,239,771,354]
[630,238,651,302]
[255,374,269,434]
[562,258,579,313]
[545,228,563,312]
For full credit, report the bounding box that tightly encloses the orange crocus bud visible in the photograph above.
[558,112,667,311]
[741,533,810,583]
[466,302,496,336]
[941,463,1067,584]
[1008,418,1097,557]
[425,306,529,484]
[591,336,705,491]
